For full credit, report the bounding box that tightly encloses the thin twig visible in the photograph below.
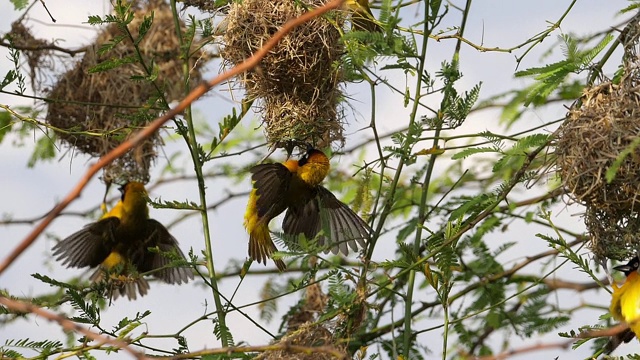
[0,41,85,56]
[38,0,56,22]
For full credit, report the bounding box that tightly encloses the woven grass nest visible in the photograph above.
[255,277,348,359]
[556,81,640,210]
[46,0,207,183]
[221,0,346,149]
[556,70,640,259]
[584,206,640,261]
[254,322,345,360]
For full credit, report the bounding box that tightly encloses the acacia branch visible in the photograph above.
[466,340,573,360]
[0,296,147,359]
[360,237,584,343]
[575,322,630,340]
[0,40,87,56]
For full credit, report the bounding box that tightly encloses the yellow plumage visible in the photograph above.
[345,0,381,32]
[243,186,286,271]
[243,147,371,270]
[607,257,640,353]
[611,272,640,333]
[53,182,192,300]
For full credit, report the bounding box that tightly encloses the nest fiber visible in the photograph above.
[584,206,640,261]
[222,0,345,149]
[557,83,640,210]
[255,322,345,360]
[556,75,640,259]
[46,1,206,183]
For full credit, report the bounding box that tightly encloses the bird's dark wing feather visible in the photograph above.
[250,163,292,219]
[52,217,119,268]
[282,195,322,250]
[135,219,193,284]
[283,186,370,255]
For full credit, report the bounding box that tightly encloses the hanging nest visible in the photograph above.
[554,15,640,260]
[584,206,640,260]
[556,82,640,211]
[7,21,55,93]
[46,0,208,184]
[221,0,346,149]
[286,281,329,332]
[556,68,640,260]
[257,267,346,360]
[254,323,346,360]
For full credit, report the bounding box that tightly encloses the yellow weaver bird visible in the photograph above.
[607,256,640,353]
[346,0,381,32]
[53,182,193,300]
[244,146,371,270]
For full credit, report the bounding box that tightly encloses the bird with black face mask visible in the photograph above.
[53,182,193,300]
[244,147,370,270]
[606,256,640,354]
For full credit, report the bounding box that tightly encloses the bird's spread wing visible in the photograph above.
[283,186,370,255]
[250,163,292,219]
[52,217,119,268]
[282,194,322,249]
[136,219,193,284]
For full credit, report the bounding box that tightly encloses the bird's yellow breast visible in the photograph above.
[119,182,149,226]
[296,152,329,187]
[612,272,640,335]
[102,251,126,270]
[621,273,640,317]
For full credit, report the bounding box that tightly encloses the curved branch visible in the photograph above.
[0,296,147,359]
[0,40,87,57]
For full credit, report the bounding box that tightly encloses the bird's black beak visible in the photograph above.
[614,264,633,273]
[277,140,310,160]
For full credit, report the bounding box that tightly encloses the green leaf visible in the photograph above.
[605,136,640,182]
[1,70,18,91]
[28,135,56,167]
[620,2,640,14]
[449,194,491,221]
[451,147,498,160]
[396,218,418,242]
[135,13,155,46]
[87,15,105,25]
[96,35,127,56]
[10,0,28,10]
[0,348,23,358]
[514,34,613,106]
[0,111,12,143]
[31,273,76,289]
[3,338,62,351]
